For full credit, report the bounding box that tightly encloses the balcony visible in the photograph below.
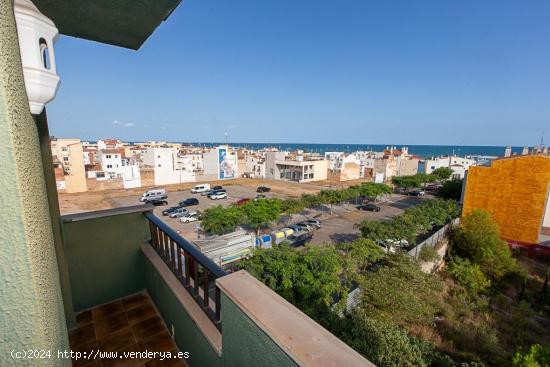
[60,205,373,367]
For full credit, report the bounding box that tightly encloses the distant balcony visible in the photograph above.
[60,205,373,367]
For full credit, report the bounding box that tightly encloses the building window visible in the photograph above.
[158,164,161,167]
[63,157,69,162]
[61,147,68,152]
[115,155,118,158]
[107,164,112,168]
[106,154,111,158]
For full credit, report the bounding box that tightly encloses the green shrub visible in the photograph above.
[342,313,428,367]
[449,209,516,279]
[512,344,550,367]
[447,258,491,293]
[419,245,440,263]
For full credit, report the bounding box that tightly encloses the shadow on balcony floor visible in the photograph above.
[69,291,187,367]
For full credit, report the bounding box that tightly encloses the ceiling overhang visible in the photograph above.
[33,0,183,50]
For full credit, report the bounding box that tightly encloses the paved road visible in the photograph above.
[300,194,428,245]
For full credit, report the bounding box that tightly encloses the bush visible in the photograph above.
[449,210,516,279]
[447,258,491,294]
[341,313,428,367]
[358,253,443,328]
[512,344,550,367]
[419,245,440,263]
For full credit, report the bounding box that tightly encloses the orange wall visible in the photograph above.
[462,155,550,245]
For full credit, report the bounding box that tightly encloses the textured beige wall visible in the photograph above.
[0,1,69,365]
[463,155,550,245]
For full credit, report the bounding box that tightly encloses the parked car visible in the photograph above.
[212,185,223,191]
[210,192,227,200]
[179,198,199,207]
[169,207,189,218]
[140,188,167,202]
[295,222,315,232]
[407,190,425,196]
[146,198,168,206]
[254,194,267,200]
[303,219,321,229]
[236,198,251,206]
[287,231,313,247]
[287,224,303,233]
[180,212,199,223]
[191,184,210,194]
[162,206,181,216]
[424,184,442,192]
[256,186,271,193]
[357,203,381,212]
[204,188,226,197]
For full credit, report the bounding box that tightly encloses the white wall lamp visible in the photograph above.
[14,0,60,115]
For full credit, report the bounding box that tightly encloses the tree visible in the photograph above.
[449,209,516,279]
[438,178,463,201]
[337,238,385,273]
[392,175,424,190]
[430,167,454,181]
[242,198,282,235]
[200,205,243,235]
[240,244,345,318]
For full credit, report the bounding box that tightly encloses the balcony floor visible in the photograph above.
[69,292,187,367]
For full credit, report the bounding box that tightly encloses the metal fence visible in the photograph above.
[408,218,460,259]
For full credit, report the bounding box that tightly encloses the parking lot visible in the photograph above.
[113,184,430,246]
[112,185,292,239]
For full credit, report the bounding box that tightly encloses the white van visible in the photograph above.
[191,184,210,194]
[140,188,167,202]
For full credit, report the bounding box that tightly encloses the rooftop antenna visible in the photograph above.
[540,131,545,147]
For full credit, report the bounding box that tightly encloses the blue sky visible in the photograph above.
[47,0,550,146]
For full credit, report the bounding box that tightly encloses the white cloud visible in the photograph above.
[112,120,123,125]
[123,122,135,127]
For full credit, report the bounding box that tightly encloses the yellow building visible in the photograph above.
[462,155,550,246]
[50,138,88,193]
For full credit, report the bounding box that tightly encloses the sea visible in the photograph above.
[183,143,523,159]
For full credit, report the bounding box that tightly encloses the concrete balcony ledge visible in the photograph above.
[61,204,154,222]
[216,271,374,367]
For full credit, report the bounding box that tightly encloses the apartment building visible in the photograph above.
[98,149,123,178]
[202,145,238,180]
[325,152,362,181]
[420,155,476,179]
[244,153,266,178]
[50,138,88,193]
[265,151,328,183]
[143,147,196,185]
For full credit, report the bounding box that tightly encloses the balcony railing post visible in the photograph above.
[144,212,226,331]
[215,286,221,324]
[203,269,209,310]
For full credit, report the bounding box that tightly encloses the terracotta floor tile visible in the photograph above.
[123,293,150,311]
[131,316,167,342]
[76,309,93,326]
[69,323,96,349]
[95,313,129,338]
[71,340,99,367]
[92,300,124,321]
[138,331,176,353]
[98,326,136,353]
[126,303,157,325]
